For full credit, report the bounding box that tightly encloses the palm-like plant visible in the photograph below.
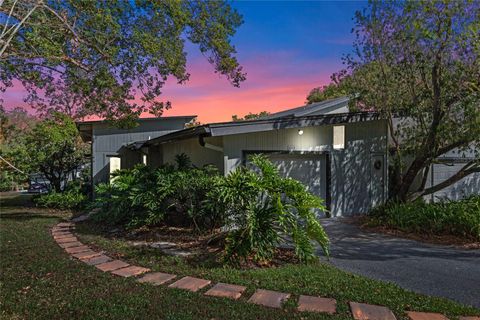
[209,154,329,264]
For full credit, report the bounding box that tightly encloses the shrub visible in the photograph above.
[208,154,329,264]
[92,156,221,230]
[369,195,480,241]
[35,184,87,210]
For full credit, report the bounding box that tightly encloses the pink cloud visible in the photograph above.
[2,53,336,123]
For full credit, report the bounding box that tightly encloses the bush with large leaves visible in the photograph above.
[93,156,221,230]
[209,154,329,264]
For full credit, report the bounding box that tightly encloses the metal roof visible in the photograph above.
[144,111,381,146]
[76,115,197,141]
[260,96,349,119]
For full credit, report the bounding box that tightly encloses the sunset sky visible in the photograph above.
[3,1,366,123]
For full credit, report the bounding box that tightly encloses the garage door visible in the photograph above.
[248,153,327,215]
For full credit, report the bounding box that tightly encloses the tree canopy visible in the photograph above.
[24,112,88,192]
[0,0,246,122]
[305,81,346,105]
[318,0,480,201]
[231,111,270,122]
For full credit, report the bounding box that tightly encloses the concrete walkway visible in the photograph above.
[320,219,480,308]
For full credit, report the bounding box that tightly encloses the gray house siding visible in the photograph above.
[161,136,224,171]
[156,119,388,217]
[330,120,388,216]
[222,120,387,216]
[83,117,194,184]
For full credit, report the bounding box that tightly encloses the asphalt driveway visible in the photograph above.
[319,219,480,308]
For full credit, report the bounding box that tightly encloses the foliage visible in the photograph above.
[335,0,480,201]
[34,183,87,211]
[306,81,347,105]
[209,154,329,264]
[231,111,270,122]
[0,106,37,190]
[1,1,245,121]
[92,156,221,231]
[21,112,88,192]
[369,195,480,241]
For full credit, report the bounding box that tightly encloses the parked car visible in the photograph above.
[28,174,51,194]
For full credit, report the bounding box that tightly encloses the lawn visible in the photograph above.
[1,194,479,320]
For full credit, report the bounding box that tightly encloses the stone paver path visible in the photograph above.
[169,276,211,292]
[84,255,112,266]
[204,283,246,300]
[111,266,150,277]
[407,311,449,320]
[96,260,129,272]
[248,289,290,309]
[350,302,397,320]
[51,221,480,320]
[298,295,336,314]
[138,272,176,285]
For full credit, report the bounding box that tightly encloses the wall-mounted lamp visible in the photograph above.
[298,129,304,135]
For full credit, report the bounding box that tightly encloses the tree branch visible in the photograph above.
[409,160,479,200]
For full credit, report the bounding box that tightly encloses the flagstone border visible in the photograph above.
[51,221,479,319]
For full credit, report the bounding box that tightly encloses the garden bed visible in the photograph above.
[76,221,300,269]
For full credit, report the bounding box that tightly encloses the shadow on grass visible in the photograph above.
[0,212,63,223]
[0,192,36,207]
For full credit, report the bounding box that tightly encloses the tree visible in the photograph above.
[305,81,346,105]
[0,106,36,190]
[232,111,270,122]
[23,112,88,191]
[0,1,246,121]
[338,0,480,202]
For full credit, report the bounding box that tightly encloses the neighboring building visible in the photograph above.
[77,116,196,184]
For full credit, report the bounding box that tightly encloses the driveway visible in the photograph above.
[320,219,480,308]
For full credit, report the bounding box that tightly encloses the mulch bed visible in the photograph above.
[84,223,300,268]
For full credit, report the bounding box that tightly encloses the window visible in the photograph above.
[142,154,147,165]
[109,157,121,175]
[333,125,345,149]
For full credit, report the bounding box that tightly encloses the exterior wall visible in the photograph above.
[120,149,142,170]
[91,119,190,184]
[223,120,388,217]
[161,136,224,171]
[146,145,163,168]
[424,162,480,201]
[223,125,333,173]
[330,120,388,216]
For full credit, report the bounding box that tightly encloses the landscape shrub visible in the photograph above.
[92,155,221,230]
[92,154,330,264]
[208,154,329,264]
[369,195,480,241]
[34,183,87,210]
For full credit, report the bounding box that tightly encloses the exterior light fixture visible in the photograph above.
[298,129,304,135]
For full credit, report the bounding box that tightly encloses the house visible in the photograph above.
[79,97,479,216]
[138,97,389,217]
[77,116,196,185]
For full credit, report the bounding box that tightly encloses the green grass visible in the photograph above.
[1,194,479,320]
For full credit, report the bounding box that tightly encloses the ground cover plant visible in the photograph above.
[367,195,480,242]
[1,194,479,320]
